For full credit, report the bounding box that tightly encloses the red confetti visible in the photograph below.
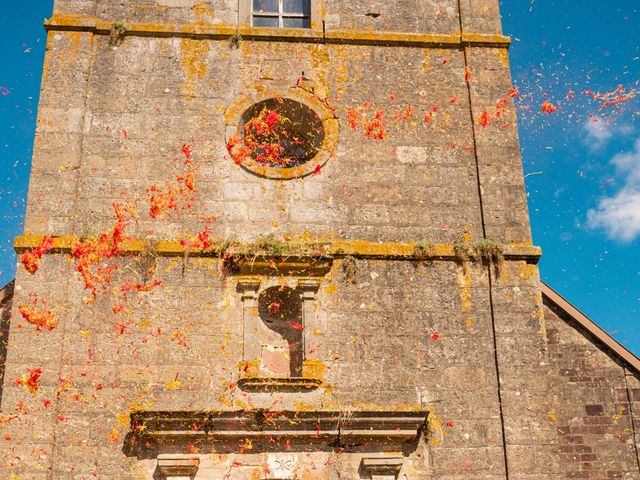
[18,301,58,331]
[15,368,42,395]
[478,111,490,127]
[268,301,281,315]
[21,236,53,274]
[540,101,557,114]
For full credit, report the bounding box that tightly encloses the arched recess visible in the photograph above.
[257,286,304,377]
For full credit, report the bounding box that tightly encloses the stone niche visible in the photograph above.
[232,254,331,391]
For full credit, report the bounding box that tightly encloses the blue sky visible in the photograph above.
[0,1,638,353]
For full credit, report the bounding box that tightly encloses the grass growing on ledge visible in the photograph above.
[218,235,331,275]
[414,241,435,260]
[472,239,504,266]
[453,239,505,274]
[228,30,242,49]
[110,21,127,46]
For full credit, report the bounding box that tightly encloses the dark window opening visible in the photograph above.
[253,0,311,29]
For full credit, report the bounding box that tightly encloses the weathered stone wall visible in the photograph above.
[0,281,14,406]
[1,254,513,478]
[3,1,637,479]
[28,33,492,244]
[543,299,640,479]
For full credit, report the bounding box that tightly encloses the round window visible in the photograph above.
[226,95,336,179]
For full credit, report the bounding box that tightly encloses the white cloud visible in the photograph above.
[587,137,640,242]
[583,120,634,152]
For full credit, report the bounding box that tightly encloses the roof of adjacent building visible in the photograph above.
[541,280,640,374]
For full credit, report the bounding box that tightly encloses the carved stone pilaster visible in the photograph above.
[360,457,404,480]
[156,456,199,479]
[297,278,321,359]
[237,277,262,366]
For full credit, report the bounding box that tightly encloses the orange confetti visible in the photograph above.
[540,101,557,114]
[15,368,42,395]
[20,236,53,274]
[18,302,59,331]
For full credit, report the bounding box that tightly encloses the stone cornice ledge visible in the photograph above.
[129,409,428,447]
[44,14,510,48]
[14,235,542,263]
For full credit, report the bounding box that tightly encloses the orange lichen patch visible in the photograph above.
[15,368,42,395]
[193,0,214,21]
[179,38,210,96]
[455,266,473,313]
[518,263,539,280]
[20,236,53,274]
[148,145,198,217]
[302,359,327,380]
[227,108,291,167]
[426,405,446,446]
[478,111,490,127]
[238,359,260,378]
[18,301,59,332]
[423,105,440,123]
[363,109,386,140]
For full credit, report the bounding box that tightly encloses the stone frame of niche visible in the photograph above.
[360,457,405,480]
[224,88,339,180]
[238,0,325,31]
[155,455,199,479]
[236,275,323,390]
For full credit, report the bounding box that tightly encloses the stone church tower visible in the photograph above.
[1,0,639,478]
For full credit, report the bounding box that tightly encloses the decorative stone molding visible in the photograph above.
[13,235,543,263]
[297,277,322,361]
[129,410,428,453]
[360,457,404,480]
[156,456,199,479]
[237,277,262,366]
[237,376,322,391]
[43,14,512,49]
[224,89,339,180]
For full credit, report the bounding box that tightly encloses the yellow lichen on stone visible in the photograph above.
[426,405,446,445]
[179,38,210,97]
[422,48,431,72]
[497,48,510,67]
[324,283,337,294]
[310,44,331,94]
[518,263,538,280]
[193,0,214,21]
[455,266,473,313]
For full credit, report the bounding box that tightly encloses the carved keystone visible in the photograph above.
[156,456,199,479]
[360,457,404,480]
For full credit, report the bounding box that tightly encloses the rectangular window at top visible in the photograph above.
[253,0,311,28]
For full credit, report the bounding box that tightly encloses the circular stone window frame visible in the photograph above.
[225,88,339,180]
